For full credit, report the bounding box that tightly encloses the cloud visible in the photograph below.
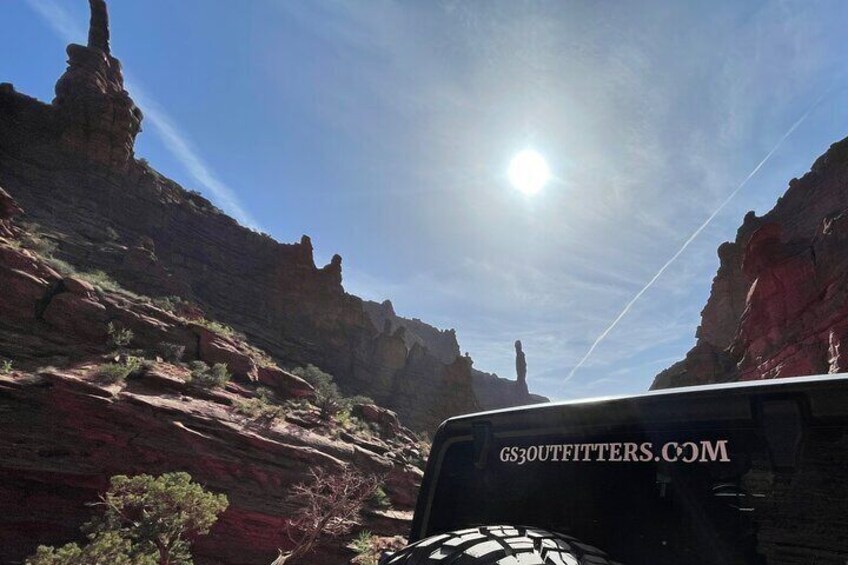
[24,0,260,230]
[126,86,261,229]
[25,0,84,40]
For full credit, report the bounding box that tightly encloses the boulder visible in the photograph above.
[194,325,258,382]
[354,403,402,437]
[256,365,314,400]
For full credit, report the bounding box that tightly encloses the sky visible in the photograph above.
[3,0,848,401]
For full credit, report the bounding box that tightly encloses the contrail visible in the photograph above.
[565,93,828,383]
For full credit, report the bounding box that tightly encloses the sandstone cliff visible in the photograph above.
[653,136,848,389]
[0,2,541,434]
[0,186,422,564]
[0,3,548,561]
[362,299,548,408]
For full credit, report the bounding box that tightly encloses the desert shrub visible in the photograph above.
[347,394,376,407]
[369,486,391,510]
[292,365,341,420]
[157,342,185,363]
[44,257,77,276]
[26,472,228,565]
[290,364,332,388]
[234,397,285,424]
[107,322,134,350]
[335,409,353,428]
[195,318,243,340]
[351,530,373,562]
[151,295,188,315]
[335,410,375,438]
[97,356,144,384]
[104,227,120,242]
[0,359,12,374]
[275,467,382,564]
[188,361,230,388]
[20,229,57,257]
[290,365,373,422]
[79,271,126,294]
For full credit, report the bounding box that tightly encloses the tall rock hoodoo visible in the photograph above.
[53,0,142,169]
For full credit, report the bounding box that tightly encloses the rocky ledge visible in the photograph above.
[0,187,422,564]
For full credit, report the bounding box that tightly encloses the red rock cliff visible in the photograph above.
[0,1,553,433]
[653,137,848,389]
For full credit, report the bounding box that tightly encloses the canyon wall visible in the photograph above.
[362,299,547,409]
[0,7,541,432]
[654,137,848,389]
[0,184,422,564]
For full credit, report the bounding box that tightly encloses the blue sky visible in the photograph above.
[3,0,848,401]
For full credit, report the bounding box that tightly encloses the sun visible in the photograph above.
[508,149,550,195]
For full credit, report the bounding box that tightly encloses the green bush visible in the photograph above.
[20,229,57,257]
[351,530,373,559]
[0,359,12,374]
[44,257,77,276]
[234,397,285,423]
[80,271,127,294]
[291,365,378,422]
[195,319,243,340]
[369,486,391,510]
[97,357,144,384]
[26,472,228,565]
[151,295,189,315]
[292,365,342,420]
[157,342,185,363]
[188,361,230,389]
[107,322,134,350]
[348,394,376,407]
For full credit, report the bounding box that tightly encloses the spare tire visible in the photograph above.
[383,525,620,565]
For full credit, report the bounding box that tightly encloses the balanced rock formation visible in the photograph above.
[53,0,142,169]
[654,136,848,388]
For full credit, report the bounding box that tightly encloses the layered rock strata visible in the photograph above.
[0,0,551,432]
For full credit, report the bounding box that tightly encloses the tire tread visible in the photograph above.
[386,526,620,565]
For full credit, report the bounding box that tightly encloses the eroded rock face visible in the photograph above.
[653,136,848,389]
[362,299,548,410]
[0,370,421,565]
[363,299,461,365]
[0,0,504,433]
[0,186,21,238]
[0,203,421,563]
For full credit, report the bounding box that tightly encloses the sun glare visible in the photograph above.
[508,149,550,195]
